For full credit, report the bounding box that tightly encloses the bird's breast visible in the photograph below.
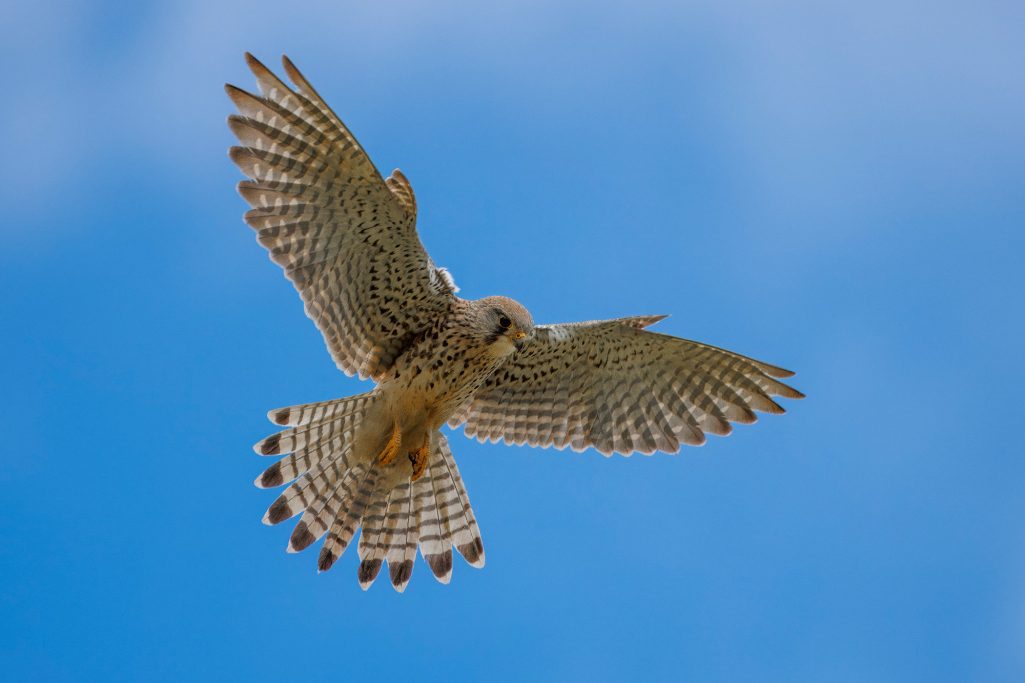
[384,335,503,427]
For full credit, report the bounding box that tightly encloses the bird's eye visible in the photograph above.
[498,315,511,330]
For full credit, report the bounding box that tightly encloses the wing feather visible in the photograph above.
[452,317,803,456]
[226,54,456,379]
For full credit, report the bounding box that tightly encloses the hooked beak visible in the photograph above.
[512,329,528,350]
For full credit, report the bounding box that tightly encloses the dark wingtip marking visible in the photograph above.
[289,521,316,552]
[273,409,292,425]
[228,146,253,171]
[266,498,291,525]
[281,55,310,92]
[703,419,732,437]
[358,559,382,588]
[245,51,266,71]
[426,551,453,579]
[259,433,281,455]
[457,538,484,565]
[318,547,338,572]
[224,84,262,112]
[258,463,284,488]
[389,560,414,589]
[735,407,758,424]
[640,314,669,328]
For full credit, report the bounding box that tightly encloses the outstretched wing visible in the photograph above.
[449,316,803,455]
[226,53,455,379]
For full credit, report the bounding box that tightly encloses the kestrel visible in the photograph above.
[226,53,803,592]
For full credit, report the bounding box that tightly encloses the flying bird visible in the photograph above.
[226,53,803,592]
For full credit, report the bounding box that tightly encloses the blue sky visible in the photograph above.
[3,0,1024,680]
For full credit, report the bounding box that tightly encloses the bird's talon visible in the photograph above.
[377,420,402,466]
[409,446,429,481]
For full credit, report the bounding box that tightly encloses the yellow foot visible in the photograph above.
[409,441,429,481]
[377,420,402,466]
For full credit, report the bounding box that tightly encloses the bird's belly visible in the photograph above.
[385,356,496,430]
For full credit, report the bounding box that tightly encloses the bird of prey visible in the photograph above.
[226,53,803,592]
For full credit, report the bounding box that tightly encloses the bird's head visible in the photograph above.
[473,296,534,355]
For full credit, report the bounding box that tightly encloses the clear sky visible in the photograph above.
[3,1,1024,680]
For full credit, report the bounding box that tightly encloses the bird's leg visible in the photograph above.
[408,434,430,481]
[377,418,403,466]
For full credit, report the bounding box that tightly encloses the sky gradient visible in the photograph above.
[3,1,1024,680]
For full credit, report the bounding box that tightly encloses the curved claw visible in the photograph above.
[409,437,429,481]
[377,419,402,466]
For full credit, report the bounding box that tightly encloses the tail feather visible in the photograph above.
[288,463,366,553]
[254,394,484,589]
[253,406,362,455]
[318,467,379,572]
[380,481,417,592]
[266,393,374,427]
[358,479,414,591]
[388,491,419,592]
[413,469,452,583]
[254,428,357,489]
[435,436,485,568]
[263,454,345,526]
[255,393,370,490]
[356,488,389,589]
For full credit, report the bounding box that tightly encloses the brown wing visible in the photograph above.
[226,53,455,379]
[449,316,803,455]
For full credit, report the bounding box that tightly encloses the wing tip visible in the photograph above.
[627,314,669,329]
[281,54,312,93]
[227,145,249,168]
[765,374,805,400]
[244,50,267,73]
[756,361,797,379]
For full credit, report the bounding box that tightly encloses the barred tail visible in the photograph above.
[254,397,484,592]
[352,432,485,591]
